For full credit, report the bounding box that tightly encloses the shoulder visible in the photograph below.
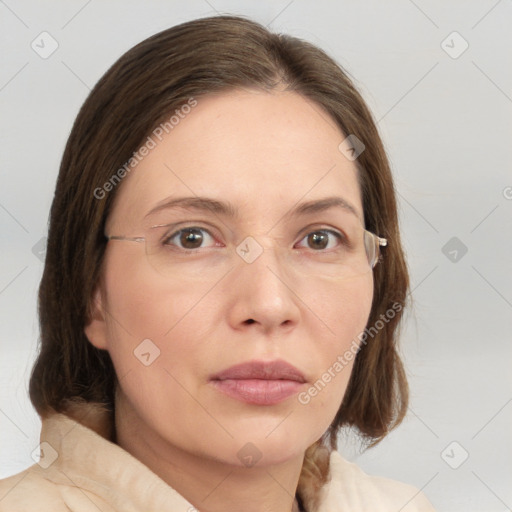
[320,450,436,512]
[0,466,70,512]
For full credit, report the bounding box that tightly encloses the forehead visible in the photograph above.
[107,89,363,230]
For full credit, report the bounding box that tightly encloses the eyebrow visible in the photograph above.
[145,195,361,221]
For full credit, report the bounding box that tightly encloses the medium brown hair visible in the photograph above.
[30,14,409,509]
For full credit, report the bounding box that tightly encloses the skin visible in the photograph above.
[85,88,374,512]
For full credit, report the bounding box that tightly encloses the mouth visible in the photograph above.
[209,359,307,405]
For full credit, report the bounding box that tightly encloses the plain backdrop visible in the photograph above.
[1,1,511,511]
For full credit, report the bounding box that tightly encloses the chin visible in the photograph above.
[227,434,309,468]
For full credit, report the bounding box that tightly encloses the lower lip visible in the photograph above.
[210,379,305,405]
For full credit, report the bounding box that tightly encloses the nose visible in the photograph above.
[225,239,301,336]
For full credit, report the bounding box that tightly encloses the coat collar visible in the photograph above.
[38,401,433,512]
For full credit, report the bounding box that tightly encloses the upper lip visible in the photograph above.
[210,359,306,383]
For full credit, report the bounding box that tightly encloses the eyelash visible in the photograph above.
[161,225,348,253]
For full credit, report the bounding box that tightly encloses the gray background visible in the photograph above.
[1,1,511,511]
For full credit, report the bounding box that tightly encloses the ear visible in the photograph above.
[84,283,109,350]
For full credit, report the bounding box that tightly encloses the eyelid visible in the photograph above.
[152,220,222,237]
[154,221,346,237]
[295,223,346,239]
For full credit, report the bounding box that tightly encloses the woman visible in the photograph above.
[0,15,436,512]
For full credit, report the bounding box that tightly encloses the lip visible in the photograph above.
[209,359,307,405]
[210,359,306,383]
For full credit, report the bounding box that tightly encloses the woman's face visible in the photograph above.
[86,89,374,466]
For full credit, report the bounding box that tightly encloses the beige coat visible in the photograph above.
[0,406,436,511]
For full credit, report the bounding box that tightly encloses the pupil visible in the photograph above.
[181,229,203,248]
[309,232,327,250]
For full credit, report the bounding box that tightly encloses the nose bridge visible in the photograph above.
[236,234,289,290]
[229,233,300,329]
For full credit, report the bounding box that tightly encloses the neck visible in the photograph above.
[115,394,306,512]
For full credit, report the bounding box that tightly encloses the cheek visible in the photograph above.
[308,272,374,345]
[100,263,202,421]
[103,250,204,339]
[301,274,373,419]
[100,251,224,400]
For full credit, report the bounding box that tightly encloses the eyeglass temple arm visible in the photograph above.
[106,235,145,243]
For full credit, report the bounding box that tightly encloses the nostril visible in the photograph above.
[245,319,256,325]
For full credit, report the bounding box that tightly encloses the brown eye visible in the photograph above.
[297,229,344,251]
[179,228,204,249]
[308,232,328,250]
